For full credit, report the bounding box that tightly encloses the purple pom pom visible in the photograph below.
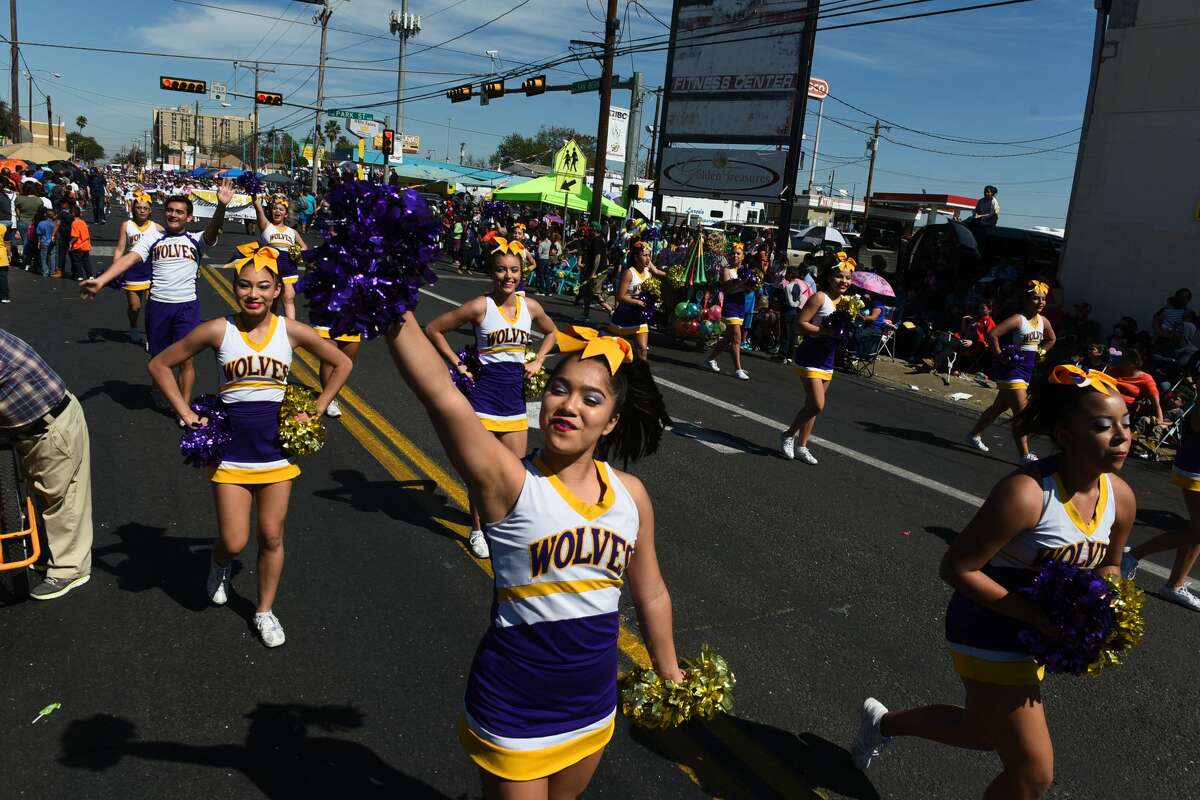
[998,342,1024,367]
[645,225,661,242]
[236,172,263,197]
[482,200,509,221]
[825,310,855,341]
[449,345,482,395]
[179,394,232,468]
[1017,561,1117,675]
[637,292,658,325]
[737,266,759,289]
[298,182,442,340]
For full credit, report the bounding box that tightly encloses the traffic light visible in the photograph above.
[255,91,283,106]
[522,75,546,96]
[483,80,505,99]
[160,76,207,94]
[447,84,473,103]
[381,129,395,156]
[626,184,646,202]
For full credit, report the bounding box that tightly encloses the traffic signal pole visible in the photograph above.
[621,71,642,219]
[237,61,276,171]
[311,0,331,197]
[588,0,619,226]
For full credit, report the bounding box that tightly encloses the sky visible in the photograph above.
[9,0,1096,229]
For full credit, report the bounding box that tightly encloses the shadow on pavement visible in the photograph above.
[1136,507,1187,533]
[77,327,140,347]
[312,469,472,544]
[924,525,959,545]
[59,704,453,798]
[91,522,228,613]
[630,716,879,799]
[855,420,968,453]
[76,379,160,415]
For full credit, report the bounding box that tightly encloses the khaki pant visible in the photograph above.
[15,395,93,579]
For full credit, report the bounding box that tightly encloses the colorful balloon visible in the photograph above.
[699,320,714,336]
[674,302,689,318]
[706,306,722,322]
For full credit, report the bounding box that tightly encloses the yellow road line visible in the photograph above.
[203,268,814,797]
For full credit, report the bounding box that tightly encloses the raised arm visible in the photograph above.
[385,312,525,520]
[252,195,270,231]
[147,318,227,423]
[202,179,235,248]
[622,472,683,682]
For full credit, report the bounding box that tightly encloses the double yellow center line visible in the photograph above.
[199,266,820,799]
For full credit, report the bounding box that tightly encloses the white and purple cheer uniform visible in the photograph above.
[1171,418,1200,492]
[259,222,301,285]
[945,457,1116,685]
[116,219,159,291]
[459,455,638,780]
[471,295,532,432]
[607,267,650,336]
[793,293,837,380]
[211,315,300,485]
[131,230,210,356]
[995,314,1044,391]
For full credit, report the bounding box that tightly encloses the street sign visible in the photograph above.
[808,77,830,99]
[570,75,619,94]
[556,176,582,196]
[347,118,383,138]
[210,81,227,103]
[327,110,374,120]
[553,140,586,178]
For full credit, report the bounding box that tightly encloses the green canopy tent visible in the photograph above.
[491,174,627,218]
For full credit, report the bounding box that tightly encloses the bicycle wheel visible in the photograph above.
[0,445,30,603]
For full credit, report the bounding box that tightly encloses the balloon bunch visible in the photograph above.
[298,183,441,340]
[278,385,326,457]
[671,300,723,339]
[178,395,231,468]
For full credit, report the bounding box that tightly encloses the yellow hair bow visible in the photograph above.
[555,325,633,375]
[835,251,849,261]
[491,237,526,256]
[732,242,745,251]
[233,242,280,274]
[1028,280,1049,296]
[269,193,290,209]
[132,192,152,205]
[837,258,856,272]
[1048,364,1119,396]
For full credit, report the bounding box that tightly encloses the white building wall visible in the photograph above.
[1060,0,1200,327]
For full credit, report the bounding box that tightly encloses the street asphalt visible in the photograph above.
[0,210,1196,799]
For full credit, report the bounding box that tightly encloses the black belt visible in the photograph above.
[14,394,71,440]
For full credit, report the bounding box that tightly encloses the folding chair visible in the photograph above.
[877,306,898,361]
[845,326,886,378]
[554,256,581,296]
[1143,405,1192,461]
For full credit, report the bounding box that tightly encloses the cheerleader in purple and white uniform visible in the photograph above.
[110,191,162,346]
[967,280,1056,461]
[254,193,307,320]
[779,258,855,465]
[608,241,667,360]
[425,237,559,559]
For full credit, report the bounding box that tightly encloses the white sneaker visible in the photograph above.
[1158,582,1200,612]
[1021,452,1039,464]
[254,611,286,647]
[734,369,750,381]
[851,697,890,771]
[206,558,229,606]
[779,432,795,460]
[796,446,818,465]
[324,399,342,418]
[965,433,989,453]
[706,359,720,373]
[468,529,490,559]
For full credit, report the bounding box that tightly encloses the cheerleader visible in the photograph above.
[110,191,162,347]
[146,245,352,647]
[608,241,667,360]
[967,281,1057,461]
[779,257,855,465]
[704,242,751,380]
[384,312,681,800]
[425,238,559,559]
[253,193,307,320]
[1120,406,1200,610]
[851,365,1134,799]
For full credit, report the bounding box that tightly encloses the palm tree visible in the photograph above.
[323,119,340,154]
[75,115,87,135]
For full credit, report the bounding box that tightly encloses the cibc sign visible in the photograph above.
[808,77,830,100]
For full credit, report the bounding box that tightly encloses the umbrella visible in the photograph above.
[0,142,73,162]
[260,172,291,185]
[798,224,849,247]
[542,213,563,224]
[850,271,895,298]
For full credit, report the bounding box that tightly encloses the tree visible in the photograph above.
[323,119,340,153]
[75,115,87,135]
[65,132,104,162]
[334,135,353,151]
[116,147,146,168]
[490,125,597,169]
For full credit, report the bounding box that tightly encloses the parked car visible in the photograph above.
[898,221,1064,280]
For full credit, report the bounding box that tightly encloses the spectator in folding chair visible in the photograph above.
[1109,349,1166,431]
[934,301,995,378]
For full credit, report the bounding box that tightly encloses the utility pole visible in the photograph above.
[308,0,332,196]
[588,0,619,224]
[390,3,421,143]
[644,87,661,181]
[806,94,824,193]
[44,94,50,147]
[775,0,821,256]
[9,0,19,144]
[237,61,276,171]
[861,119,883,233]
[25,71,30,143]
[621,71,643,216]
[459,141,465,165]
[194,99,200,169]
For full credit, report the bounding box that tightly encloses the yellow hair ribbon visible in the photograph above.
[1048,364,1119,396]
[835,251,849,261]
[132,191,152,205]
[837,257,857,273]
[732,242,744,251]
[491,237,527,256]
[1028,280,1049,296]
[269,193,290,209]
[555,325,633,375]
[233,242,280,275]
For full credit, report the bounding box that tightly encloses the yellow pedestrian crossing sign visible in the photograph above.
[553,140,586,197]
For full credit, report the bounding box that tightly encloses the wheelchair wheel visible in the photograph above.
[0,445,31,603]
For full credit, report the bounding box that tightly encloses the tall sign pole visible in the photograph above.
[310,0,331,197]
[390,2,420,145]
[776,0,821,256]
[8,0,19,144]
[621,71,643,212]
[588,0,619,225]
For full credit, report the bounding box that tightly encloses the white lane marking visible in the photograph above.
[92,246,115,256]
[668,421,745,455]
[527,400,541,430]
[418,286,1174,581]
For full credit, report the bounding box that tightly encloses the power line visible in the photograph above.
[407,0,534,56]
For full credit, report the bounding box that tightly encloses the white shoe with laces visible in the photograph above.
[779,432,795,460]
[734,369,750,381]
[706,359,720,373]
[1021,452,1039,464]
[1159,582,1200,612]
[254,611,286,647]
[965,433,989,453]
[796,446,818,465]
[325,399,342,418]
[468,529,490,559]
[206,559,229,606]
[851,697,891,771]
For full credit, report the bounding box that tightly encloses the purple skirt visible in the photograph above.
[996,350,1036,388]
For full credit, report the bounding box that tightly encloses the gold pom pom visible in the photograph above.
[836,294,865,317]
[287,244,303,265]
[523,350,549,401]
[1088,576,1147,676]
[618,645,736,729]
[666,265,686,288]
[640,276,662,301]
[278,384,326,457]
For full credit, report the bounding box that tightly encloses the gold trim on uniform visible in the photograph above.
[951,651,1045,686]
[532,457,615,522]
[457,716,614,782]
[794,366,833,380]
[211,463,301,484]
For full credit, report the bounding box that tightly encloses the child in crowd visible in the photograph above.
[68,215,93,282]
[35,210,56,277]
[0,218,10,302]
